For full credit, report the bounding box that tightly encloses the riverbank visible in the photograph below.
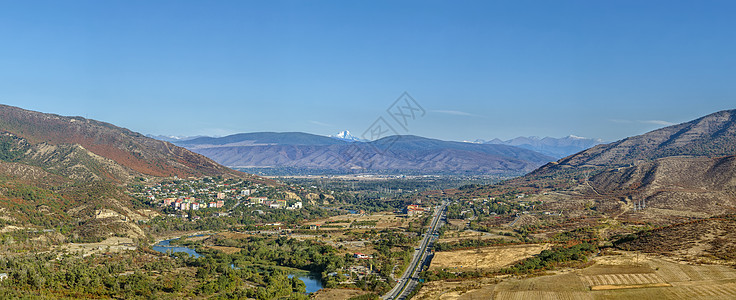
[150,230,213,245]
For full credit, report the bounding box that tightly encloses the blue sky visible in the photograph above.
[1,1,735,142]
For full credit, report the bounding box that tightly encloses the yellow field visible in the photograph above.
[431,244,550,272]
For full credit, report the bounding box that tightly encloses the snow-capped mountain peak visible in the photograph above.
[329,130,366,142]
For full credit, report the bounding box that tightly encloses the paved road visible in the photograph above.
[383,201,448,300]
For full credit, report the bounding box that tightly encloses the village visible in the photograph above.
[128,177,305,215]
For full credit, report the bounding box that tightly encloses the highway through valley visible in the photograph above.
[383,200,448,300]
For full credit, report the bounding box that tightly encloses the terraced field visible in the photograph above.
[581,273,665,286]
[494,291,591,300]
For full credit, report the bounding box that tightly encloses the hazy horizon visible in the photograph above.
[2,1,735,142]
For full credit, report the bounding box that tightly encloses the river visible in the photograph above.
[152,238,203,258]
[152,237,323,293]
[288,273,324,294]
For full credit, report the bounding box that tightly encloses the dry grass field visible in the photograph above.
[311,288,373,300]
[416,249,736,300]
[431,244,550,272]
[206,245,242,254]
[307,212,411,230]
[58,236,137,257]
[438,228,515,244]
[217,231,252,240]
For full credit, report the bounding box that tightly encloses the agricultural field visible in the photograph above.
[415,250,736,300]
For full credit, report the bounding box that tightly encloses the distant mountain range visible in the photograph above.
[474,135,604,159]
[146,134,209,143]
[173,132,555,175]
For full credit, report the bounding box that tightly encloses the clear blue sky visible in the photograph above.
[1,1,735,142]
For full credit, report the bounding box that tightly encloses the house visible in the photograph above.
[309,224,321,230]
[0,273,7,281]
[216,200,224,208]
[241,189,251,196]
[217,192,226,199]
[163,198,176,206]
[276,199,287,208]
[354,253,372,259]
[209,202,216,208]
[286,201,303,210]
[403,205,425,216]
[249,197,268,204]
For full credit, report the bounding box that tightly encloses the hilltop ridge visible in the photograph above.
[0,104,256,182]
[538,109,736,173]
[175,133,555,175]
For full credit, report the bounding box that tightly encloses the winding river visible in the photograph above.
[152,236,323,293]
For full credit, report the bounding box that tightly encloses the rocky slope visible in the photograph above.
[588,155,736,215]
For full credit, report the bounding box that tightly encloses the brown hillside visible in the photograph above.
[466,109,736,222]
[533,109,736,176]
[616,217,736,262]
[0,104,259,182]
[588,155,736,216]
